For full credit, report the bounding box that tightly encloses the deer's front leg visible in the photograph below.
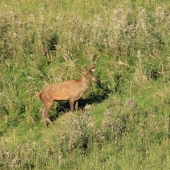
[75,101,78,110]
[69,99,75,113]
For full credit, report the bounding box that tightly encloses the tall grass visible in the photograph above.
[0,0,170,169]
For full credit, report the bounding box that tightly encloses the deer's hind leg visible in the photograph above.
[42,101,53,128]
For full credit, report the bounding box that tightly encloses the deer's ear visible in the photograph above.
[91,68,96,72]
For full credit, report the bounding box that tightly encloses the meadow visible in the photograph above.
[0,0,170,169]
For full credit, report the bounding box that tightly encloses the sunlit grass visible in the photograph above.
[0,0,170,169]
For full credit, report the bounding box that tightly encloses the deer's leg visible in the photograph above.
[43,102,53,128]
[75,101,78,111]
[42,108,48,128]
[69,100,75,113]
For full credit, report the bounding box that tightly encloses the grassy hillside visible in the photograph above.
[0,0,170,169]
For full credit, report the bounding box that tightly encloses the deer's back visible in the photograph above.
[41,79,84,101]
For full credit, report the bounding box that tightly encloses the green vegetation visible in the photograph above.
[0,0,170,169]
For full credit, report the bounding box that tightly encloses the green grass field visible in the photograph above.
[0,0,170,169]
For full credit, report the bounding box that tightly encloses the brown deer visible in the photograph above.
[38,51,99,127]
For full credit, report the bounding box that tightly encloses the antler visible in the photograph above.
[62,52,75,68]
[62,49,99,72]
[86,48,99,69]
[62,52,84,73]
[86,48,94,65]
[90,55,99,69]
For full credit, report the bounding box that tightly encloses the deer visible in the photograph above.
[38,51,99,128]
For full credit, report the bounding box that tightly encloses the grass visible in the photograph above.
[0,0,170,169]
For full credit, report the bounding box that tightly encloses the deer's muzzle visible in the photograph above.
[92,76,96,81]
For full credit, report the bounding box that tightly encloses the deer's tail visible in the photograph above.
[38,91,42,99]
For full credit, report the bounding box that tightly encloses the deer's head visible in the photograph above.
[62,48,99,83]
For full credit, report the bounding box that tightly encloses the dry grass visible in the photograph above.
[0,0,170,169]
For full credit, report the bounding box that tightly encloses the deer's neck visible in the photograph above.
[79,75,92,93]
